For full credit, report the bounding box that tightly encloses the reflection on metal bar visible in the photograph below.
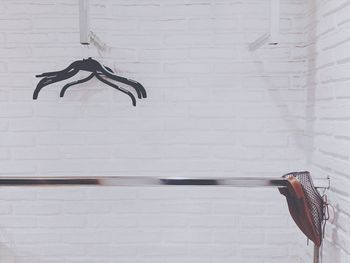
[0,175,327,263]
[0,176,330,189]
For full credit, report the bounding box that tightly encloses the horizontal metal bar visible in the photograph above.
[0,176,330,189]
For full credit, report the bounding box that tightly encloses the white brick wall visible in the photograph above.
[0,0,329,262]
[304,0,350,262]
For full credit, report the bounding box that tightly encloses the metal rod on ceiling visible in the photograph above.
[269,0,280,45]
[249,0,280,50]
[79,0,90,45]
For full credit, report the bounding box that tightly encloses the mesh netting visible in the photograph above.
[294,172,323,239]
[282,171,325,246]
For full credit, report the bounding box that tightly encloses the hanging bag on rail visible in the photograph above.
[279,171,327,247]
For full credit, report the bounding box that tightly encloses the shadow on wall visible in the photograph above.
[305,1,348,262]
[0,230,39,263]
[325,204,341,263]
[0,244,16,263]
[249,49,307,154]
[304,0,317,165]
[0,228,17,263]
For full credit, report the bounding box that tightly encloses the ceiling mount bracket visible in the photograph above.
[249,0,280,50]
[79,0,90,45]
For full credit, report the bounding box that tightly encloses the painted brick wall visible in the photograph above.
[0,0,311,262]
[304,0,350,262]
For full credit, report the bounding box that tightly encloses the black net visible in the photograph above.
[282,171,325,245]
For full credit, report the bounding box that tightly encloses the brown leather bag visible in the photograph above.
[279,172,324,247]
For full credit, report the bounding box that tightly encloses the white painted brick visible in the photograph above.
[164,33,212,46]
[86,215,137,227]
[111,5,162,18]
[214,62,262,73]
[0,19,31,30]
[305,0,350,261]
[115,62,162,74]
[61,230,112,243]
[243,75,290,89]
[0,63,5,72]
[213,3,243,17]
[14,230,61,244]
[0,134,35,146]
[12,147,61,160]
[93,18,138,31]
[0,74,34,87]
[6,3,55,15]
[0,119,9,131]
[13,203,60,215]
[0,203,12,214]
[239,133,288,147]
[0,89,9,101]
[0,148,10,160]
[36,188,85,200]
[240,246,289,258]
[164,230,210,243]
[86,187,136,200]
[55,2,80,16]
[0,48,31,58]
[37,216,86,228]
[164,4,211,18]
[62,202,110,214]
[188,215,236,227]
[85,244,137,256]
[0,216,37,228]
[0,0,333,262]
[188,104,236,118]
[189,47,237,59]
[112,229,162,243]
[139,19,187,32]
[212,146,262,160]
[136,188,188,200]
[0,188,36,200]
[61,146,112,159]
[36,132,86,146]
[9,119,59,132]
[31,47,84,58]
[165,258,211,263]
[32,18,78,30]
[164,62,211,73]
[188,244,235,257]
[189,18,239,31]
[137,244,188,256]
[139,48,187,62]
[8,61,57,73]
[20,244,86,256]
[212,202,265,215]
[213,230,264,244]
[0,104,33,118]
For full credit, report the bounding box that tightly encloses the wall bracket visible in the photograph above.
[79,0,90,45]
[249,0,280,50]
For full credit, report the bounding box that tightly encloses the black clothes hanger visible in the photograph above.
[59,66,113,97]
[60,73,94,97]
[33,58,146,106]
[35,58,146,98]
[35,70,137,106]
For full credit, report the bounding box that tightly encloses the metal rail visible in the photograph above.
[0,175,327,263]
[0,176,330,189]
